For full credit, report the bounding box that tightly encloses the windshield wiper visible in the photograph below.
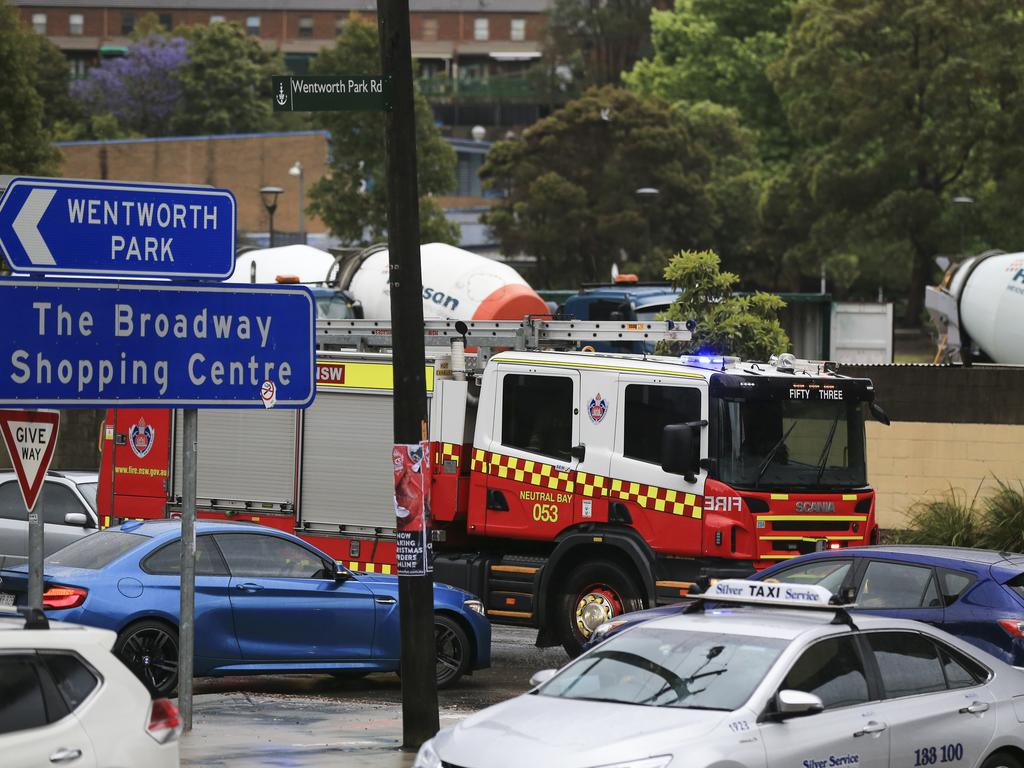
[814,411,842,485]
[752,421,798,489]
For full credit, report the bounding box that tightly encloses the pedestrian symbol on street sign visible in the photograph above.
[0,410,59,512]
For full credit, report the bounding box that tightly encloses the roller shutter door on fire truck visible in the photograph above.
[172,409,297,506]
[299,390,396,530]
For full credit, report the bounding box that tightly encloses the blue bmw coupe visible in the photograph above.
[0,520,490,695]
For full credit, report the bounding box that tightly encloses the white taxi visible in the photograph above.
[416,580,1024,768]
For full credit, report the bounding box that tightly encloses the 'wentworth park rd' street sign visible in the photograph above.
[273,75,393,112]
[0,279,315,408]
[0,177,236,279]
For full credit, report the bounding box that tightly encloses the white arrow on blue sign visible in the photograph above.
[0,278,315,408]
[0,177,236,279]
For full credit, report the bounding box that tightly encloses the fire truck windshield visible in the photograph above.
[712,395,868,491]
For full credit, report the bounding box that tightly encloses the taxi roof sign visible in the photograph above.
[704,579,836,608]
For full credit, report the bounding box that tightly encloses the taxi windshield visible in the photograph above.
[539,627,787,710]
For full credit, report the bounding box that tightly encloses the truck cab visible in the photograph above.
[557,282,680,353]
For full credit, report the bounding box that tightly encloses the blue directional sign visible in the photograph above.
[0,177,236,279]
[0,279,315,408]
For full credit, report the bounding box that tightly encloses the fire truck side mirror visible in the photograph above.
[869,401,891,426]
[661,424,701,480]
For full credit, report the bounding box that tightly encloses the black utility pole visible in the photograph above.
[378,0,440,748]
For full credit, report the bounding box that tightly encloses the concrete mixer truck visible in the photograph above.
[229,242,548,322]
[926,250,1024,364]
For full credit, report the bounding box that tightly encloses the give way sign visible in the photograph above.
[0,410,59,512]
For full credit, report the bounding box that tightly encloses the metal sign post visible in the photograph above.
[0,409,59,611]
[178,408,198,731]
[378,0,440,747]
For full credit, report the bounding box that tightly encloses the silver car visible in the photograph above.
[0,471,99,569]
[417,580,1024,768]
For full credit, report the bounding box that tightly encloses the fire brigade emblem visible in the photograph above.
[129,418,154,459]
[588,393,608,424]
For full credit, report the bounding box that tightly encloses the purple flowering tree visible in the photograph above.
[72,35,187,136]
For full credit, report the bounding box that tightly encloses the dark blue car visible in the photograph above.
[0,520,490,694]
[588,545,1024,667]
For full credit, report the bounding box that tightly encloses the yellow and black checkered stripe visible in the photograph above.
[434,442,463,470]
[342,561,394,575]
[472,449,702,518]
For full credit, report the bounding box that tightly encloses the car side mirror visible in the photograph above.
[64,512,89,527]
[869,401,891,426]
[334,567,352,582]
[530,668,558,687]
[661,422,705,482]
[773,689,824,719]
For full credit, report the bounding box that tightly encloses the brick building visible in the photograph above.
[12,0,552,121]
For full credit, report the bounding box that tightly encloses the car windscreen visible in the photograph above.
[75,483,98,513]
[45,531,146,569]
[538,626,787,711]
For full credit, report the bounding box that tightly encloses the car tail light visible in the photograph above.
[998,619,1024,638]
[146,698,182,744]
[42,586,88,610]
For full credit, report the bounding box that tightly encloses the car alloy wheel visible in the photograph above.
[115,620,179,696]
[434,614,470,689]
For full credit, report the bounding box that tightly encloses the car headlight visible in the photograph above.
[413,738,441,768]
[591,618,629,640]
[589,757,672,768]
[463,599,485,616]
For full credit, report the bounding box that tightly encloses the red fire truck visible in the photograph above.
[97,319,887,655]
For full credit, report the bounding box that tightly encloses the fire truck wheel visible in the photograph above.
[557,560,644,657]
[113,619,179,697]
[435,614,471,689]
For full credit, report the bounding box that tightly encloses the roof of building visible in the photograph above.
[13,0,551,11]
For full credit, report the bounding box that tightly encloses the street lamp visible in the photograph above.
[289,162,305,244]
[952,195,974,256]
[260,186,284,248]
[635,187,660,263]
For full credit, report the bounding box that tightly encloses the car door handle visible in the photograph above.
[235,583,264,592]
[49,748,82,763]
[853,721,887,737]
[959,701,990,715]
[374,596,397,605]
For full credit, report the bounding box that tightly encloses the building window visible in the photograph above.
[298,16,314,38]
[335,15,347,38]
[421,18,438,41]
[32,13,46,34]
[210,15,225,24]
[510,18,525,41]
[68,13,84,35]
[121,13,134,35]
[159,14,172,31]
[473,18,489,41]
[246,16,261,36]
[69,58,88,79]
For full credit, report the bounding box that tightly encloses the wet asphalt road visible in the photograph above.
[179,626,568,767]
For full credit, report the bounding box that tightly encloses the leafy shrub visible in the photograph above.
[980,480,1024,553]
[900,485,984,548]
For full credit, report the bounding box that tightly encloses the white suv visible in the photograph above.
[0,609,180,768]
[0,471,100,569]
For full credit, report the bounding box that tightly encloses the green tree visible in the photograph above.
[0,1,59,175]
[548,0,655,87]
[770,0,1024,322]
[661,250,789,361]
[306,17,458,245]
[480,86,761,287]
[23,31,83,130]
[625,0,795,162]
[171,22,278,135]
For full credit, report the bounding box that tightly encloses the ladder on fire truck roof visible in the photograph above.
[315,317,692,354]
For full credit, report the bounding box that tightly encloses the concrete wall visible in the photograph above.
[58,131,331,235]
[846,364,1024,529]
